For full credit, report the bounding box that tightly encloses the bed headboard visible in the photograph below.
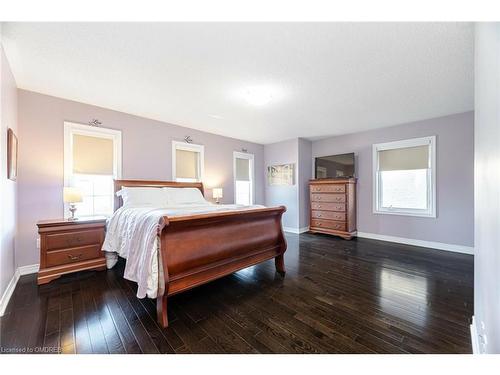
[113,179,205,211]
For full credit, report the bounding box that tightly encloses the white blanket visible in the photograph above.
[102,203,264,298]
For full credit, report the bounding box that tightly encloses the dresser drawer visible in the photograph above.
[46,245,102,268]
[310,184,346,194]
[311,210,346,221]
[311,219,346,232]
[311,201,346,212]
[311,193,346,203]
[311,202,348,211]
[45,229,103,251]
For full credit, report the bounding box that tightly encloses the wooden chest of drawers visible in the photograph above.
[309,178,357,240]
[37,217,107,285]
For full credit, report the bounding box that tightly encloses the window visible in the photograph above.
[233,151,254,205]
[64,122,122,218]
[172,141,204,182]
[373,136,436,217]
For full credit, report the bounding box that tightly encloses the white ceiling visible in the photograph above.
[2,22,474,144]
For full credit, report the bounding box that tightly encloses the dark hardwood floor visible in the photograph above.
[0,233,473,354]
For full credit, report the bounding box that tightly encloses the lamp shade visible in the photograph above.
[212,188,223,199]
[63,187,83,203]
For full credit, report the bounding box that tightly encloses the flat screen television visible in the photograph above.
[314,152,355,179]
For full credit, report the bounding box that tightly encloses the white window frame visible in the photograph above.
[373,135,436,218]
[172,141,204,182]
[63,121,122,218]
[233,151,255,205]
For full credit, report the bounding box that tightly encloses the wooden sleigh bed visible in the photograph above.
[113,179,287,328]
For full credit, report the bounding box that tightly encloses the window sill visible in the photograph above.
[373,209,436,218]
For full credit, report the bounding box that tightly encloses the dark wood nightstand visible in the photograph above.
[37,216,108,285]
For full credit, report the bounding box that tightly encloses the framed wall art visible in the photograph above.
[267,163,295,186]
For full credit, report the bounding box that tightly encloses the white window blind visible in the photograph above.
[235,157,250,181]
[233,152,254,205]
[175,149,200,180]
[172,141,204,182]
[73,134,114,175]
[378,145,429,171]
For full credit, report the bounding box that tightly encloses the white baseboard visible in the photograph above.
[18,263,39,275]
[0,269,20,317]
[357,232,474,255]
[283,226,310,234]
[0,263,40,317]
[470,316,481,354]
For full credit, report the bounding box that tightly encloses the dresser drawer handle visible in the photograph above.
[317,223,322,226]
[317,214,322,217]
[317,205,321,208]
[67,254,83,261]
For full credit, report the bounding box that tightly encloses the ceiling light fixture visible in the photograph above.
[242,86,275,106]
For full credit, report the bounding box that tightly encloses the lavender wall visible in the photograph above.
[0,41,18,302]
[263,137,311,231]
[474,23,500,353]
[298,138,312,229]
[312,111,474,247]
[264,139,299,229]
[16,89,265,267]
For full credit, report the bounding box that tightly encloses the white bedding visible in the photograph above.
[101,203,265,298]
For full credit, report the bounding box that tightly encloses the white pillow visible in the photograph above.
[164,187,208,205]
[117,187,168,207]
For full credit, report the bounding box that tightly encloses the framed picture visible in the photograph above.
[7,128,18,181]
[267,163,295,186]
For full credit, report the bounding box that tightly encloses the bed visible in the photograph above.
[103,179,287,328]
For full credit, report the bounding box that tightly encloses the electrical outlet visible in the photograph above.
[36,238,40,249]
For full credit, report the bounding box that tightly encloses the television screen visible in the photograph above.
[315,152,355,179]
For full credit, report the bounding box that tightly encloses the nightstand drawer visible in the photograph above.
[46,245,102,267]
[45,229,103,251]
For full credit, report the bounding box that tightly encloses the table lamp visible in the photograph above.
[64,187,83,220]
[212,188,223,204]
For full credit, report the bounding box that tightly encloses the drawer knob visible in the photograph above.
[317,214,322,217]
[67,254,82,261]
[317,205,321,208]
[318,223,322,226]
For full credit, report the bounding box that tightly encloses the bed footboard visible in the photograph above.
[156,206,287,328]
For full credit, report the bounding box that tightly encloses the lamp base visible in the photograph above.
[68,204,78,221]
